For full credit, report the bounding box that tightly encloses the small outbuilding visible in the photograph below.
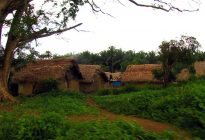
[105,72,122,87]
[79,65,108,93]
[12,59,83,96]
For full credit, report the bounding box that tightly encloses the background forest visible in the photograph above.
[1,45,205,73]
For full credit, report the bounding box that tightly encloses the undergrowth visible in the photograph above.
[0,112,179,140]
[93,79,205,139]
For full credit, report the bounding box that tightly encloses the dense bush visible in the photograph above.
[93,79,205,139]
[0,112,178,140]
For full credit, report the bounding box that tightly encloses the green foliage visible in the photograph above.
[195,51,205,61]
[0,112,178,140]
[75,51,98,64]
[15,91,98,116]
[99,46,125,72]
[95,84,139,96]
[60,47,159,72]
[156,36,200,85]
[93,79,205,138]
[152,68,164,81]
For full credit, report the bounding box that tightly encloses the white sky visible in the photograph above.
[35,0,205,55]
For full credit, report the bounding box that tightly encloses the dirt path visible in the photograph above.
[67,96,191,140]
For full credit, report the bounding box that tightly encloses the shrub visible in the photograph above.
[121,84,138,93]
[95,89,113,96]
[152,68,164,81]
[96,84,139,96]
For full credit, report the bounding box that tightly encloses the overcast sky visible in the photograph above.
[35,0,205,55]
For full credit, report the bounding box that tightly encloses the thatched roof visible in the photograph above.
[177,69,189,81]
[195,61,205,76]
[122,64,161,82]
[13,59,82,83]
[79,65,108,83]
[105,72,122,81]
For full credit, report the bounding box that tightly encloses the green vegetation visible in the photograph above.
[153,36,200,86]
[93,79,205,139]
[95,84,139,96]
[0,112,179,140]
[95,84,161,96]
[0,91,181,140]
[53,46,205,72]
[13,91,98,116]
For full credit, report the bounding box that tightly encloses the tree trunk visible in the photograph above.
[0,81,17,102]
[162,65,169,87]
[0,39,18,102]
[163,72,168,87]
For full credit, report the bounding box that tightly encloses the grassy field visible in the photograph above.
[0,90,180,140]
[93,79,205,139]
[14,91,99,116]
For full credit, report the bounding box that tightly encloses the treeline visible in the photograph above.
[54,46,205,72]
[54,46,159,72]
[1,45,205,72]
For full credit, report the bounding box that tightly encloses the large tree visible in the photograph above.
[99,46,124,72]
[153,36,200,86]
[0,0,201,102]
[0,0,86,102]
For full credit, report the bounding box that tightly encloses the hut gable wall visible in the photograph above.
[68,80,80,91]
[19,83,34,96]
[79,64,108,93]
[93,74,105,90]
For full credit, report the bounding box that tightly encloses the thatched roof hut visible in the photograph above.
[79,65,108,93]
[122,64,161,83]
[12,59,83,95]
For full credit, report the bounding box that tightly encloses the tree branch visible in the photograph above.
[18,23,83,46]
[87,0,114,18]
[128,0,199,12]
[39,23,82,38]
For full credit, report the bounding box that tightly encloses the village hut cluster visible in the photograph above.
[12,59,109,95]
[12,59,205,96]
